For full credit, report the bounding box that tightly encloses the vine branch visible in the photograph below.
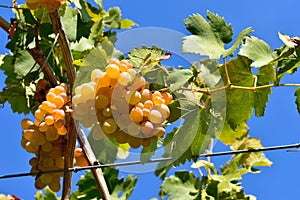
[49,9,110,200]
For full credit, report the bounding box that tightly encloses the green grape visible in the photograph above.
[101,118,118,134]
[21,118,34,130]
[148,109,164,124]
[24,141,39,153]
[42,157,54,168]
[45,126,59,142]
[22,129,36,141]
[48,175,61,192]
[40,174,53,184]
[141,121,154,136]
[55,156,65,169]
[91,69,103,82]
[80,83,95,101]
[41,142,53,152]
[95,94,109,109]
[126,122,141,137]
[118,72,132,86]
[102,107,112,117]
[125,90,141,105]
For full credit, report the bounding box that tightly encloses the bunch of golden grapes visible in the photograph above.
[26,0,65,12]
[93,58,172,148]
[20,83,68,192]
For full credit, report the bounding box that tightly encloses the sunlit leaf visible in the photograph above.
[160,171,199,200]
[239,36,274,67]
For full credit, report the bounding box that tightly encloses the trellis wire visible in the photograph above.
[1,142,300,180]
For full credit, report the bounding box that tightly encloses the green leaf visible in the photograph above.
[183,11,252,59]
[254,64,275,116]
[105,7,122,29]
[171,108,200,160]
[61,7,78,42]
[140,137,158,163]
[120,19,136,29]
[166,69,193,92]
[128,46,164,67]
[75,46,108,86]
[217,122,247,145]
[71,37,94,52]
[278,32,298,48]
[160,171,199,200]
[239,36,274,67]
[277,47,300,79]
[206,10,233,44]
[191,160,217,174]
[14,50,37,77]
[89,18,104,43]
[87,134,118,164]
[35,187,59,200]
[220,56,255,128]
[71,169,137,200]
[197,59,221,88]
[294,87,300,114]
[223,28,254,58]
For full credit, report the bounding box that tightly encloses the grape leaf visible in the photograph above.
[105,7,122,29]
[0,55,31,114]
[14,50,38,77]
[166,69,193,92]
[87,133,118,164]
[254,64,275,116]
[128,46,164,67]
[140,137,158,163]
[217,122,247,145]
[61,7,79,42]
[71,169,137,200]
[294,87,300,114]
[160,171,199,200]
[120,19,136,29]
[239,36,274,68]
[183,11,253,59]
[278,32,299,48]
[220,56,255,128]
[35,187,59,200]
[277,47,300,79]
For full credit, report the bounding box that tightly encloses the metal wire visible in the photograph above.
[1,142,300,180]
[198,143,300,157]
[0,157,172,179]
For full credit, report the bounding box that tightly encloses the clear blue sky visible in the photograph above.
[1,0,300,199]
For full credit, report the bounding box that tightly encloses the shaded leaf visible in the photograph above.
[254,64,275,116]
[166,69,193,92]
[140,137,158,163]
[294,87,300,114]
[220,56,255,128]
[14,50,37,77]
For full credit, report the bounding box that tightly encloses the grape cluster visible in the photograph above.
[93,58,172,148]
[26,0,65,12]
[20,83,68,192]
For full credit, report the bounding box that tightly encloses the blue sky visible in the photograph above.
[1,0,300,199]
